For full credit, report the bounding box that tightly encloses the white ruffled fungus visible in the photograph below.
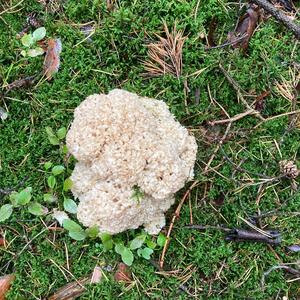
[66,89,197,235]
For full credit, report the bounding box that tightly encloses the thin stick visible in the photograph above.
[209,109,257,125]
[252,0,300,39]
[254,109,300,129]
[159,180,199,269]
[206,33,248,50]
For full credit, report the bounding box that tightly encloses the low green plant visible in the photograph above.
[0,187,48,222]
[20,27,46,57]
[131,185,144,202]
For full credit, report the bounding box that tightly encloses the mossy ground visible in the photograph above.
[0,0,299,299]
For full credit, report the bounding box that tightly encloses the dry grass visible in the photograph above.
[143,22,187,78]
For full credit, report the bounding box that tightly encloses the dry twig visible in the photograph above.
[159,180,199,269]
[252,0,300,39]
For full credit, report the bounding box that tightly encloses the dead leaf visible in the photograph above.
[90,266,102,284]
[43,38,62,80]
[207,17,217,47]
[254,90,270,112]
[227,4,260,51]
[287,244,300,252]
[0,235,5,246]
[0,274,15,300]
[114,263,132,283]
[214,193,225,207]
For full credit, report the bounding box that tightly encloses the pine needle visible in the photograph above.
[143,22,186,78]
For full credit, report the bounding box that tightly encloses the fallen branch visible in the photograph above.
[159,180,199,269]
[251,0,300,39]
[225,228,281,245]
[185,225,281,245]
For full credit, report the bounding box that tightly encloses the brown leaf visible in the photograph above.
[0,274,15,300]
[114,263,132,283]
[47,277,90,300]
[90,266,102,284]
[254,90,270,112]
[43,38,62,81]
[213,193,225,207]
[228,4,260,51]
[0,236,5,246]
[207,17,217,47]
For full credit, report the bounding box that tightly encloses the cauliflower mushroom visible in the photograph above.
[66,89,197,235]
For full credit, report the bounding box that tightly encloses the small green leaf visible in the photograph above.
[52,165,65,176]
[100,233,113,251]
[46,127,59,145]
[9,191,18,207]
[47,175,56,189]
[63,178,73,192]
[63,198,77,214]
[48,136,60,145]
[129,234,146,250]
[32,27,46,41]
[63,219,83,232]
[85,226,99,239]
[15,187,32,205]
[121,248,134,266]
[0,204,13,222]
[146,239,156,249]
[68,231,86,241]
[57,127,67,140]
[115,243,134,266]
[63,219,86,241]
[43,193,57,203]
[20,50,27,57]
[115,243,125,255]
[157,233,167,247]
[44,161,53,170]
[139,247,153,260]
[28,202,47,216]
[62,144,68,154]
[131,185,144,202]
[27,47,44,57]
[21,33,34,47]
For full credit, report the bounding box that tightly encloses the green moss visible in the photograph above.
[1,0,300,299]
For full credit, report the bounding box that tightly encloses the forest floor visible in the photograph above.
[0,0,299,299]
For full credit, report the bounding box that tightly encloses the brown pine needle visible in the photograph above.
[143,22,187,78]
